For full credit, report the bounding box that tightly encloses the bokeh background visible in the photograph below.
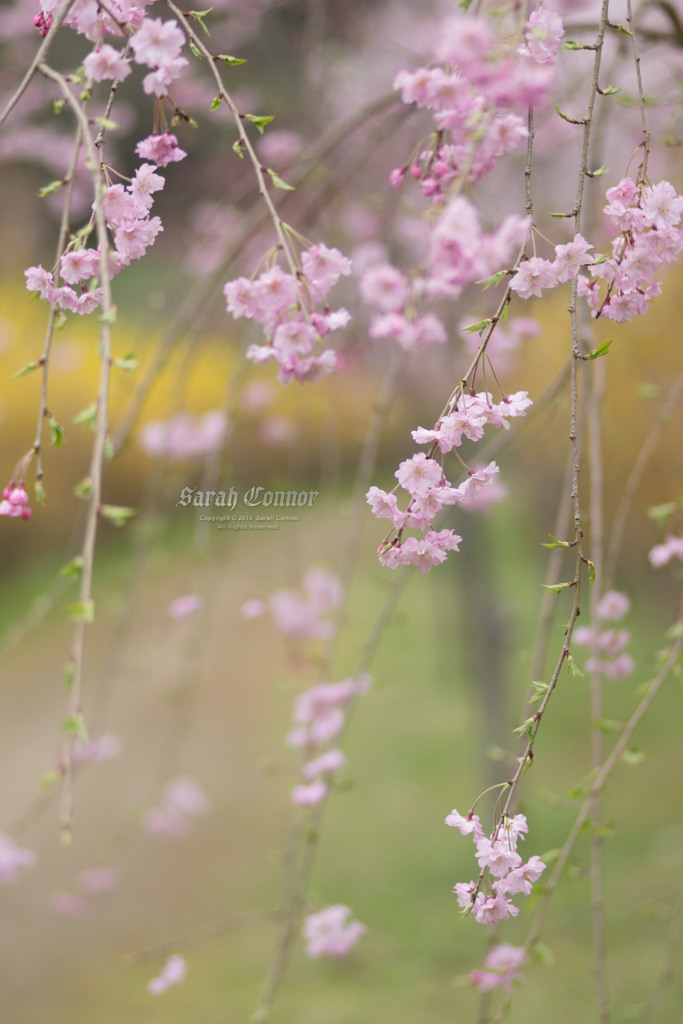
[0,1,682,1022]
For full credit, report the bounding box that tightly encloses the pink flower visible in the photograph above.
[0,833,37,882]
[641,181,683,230]
[241,598,265,619]
[135,132,187,167]
[553,233,594,283]
[395,453,444,498]
[114,215,163,265]
[147,955,187,995]
[129,163,165,213]
[475,837,523,878]
[59,248,101,284]
[303,905,366,958]
[130,18,185,69]
[291,780,327,806]
[83,44,131,82]
[163,776,210,817]
[510,257,558,299]
[0,482,32,520]
[359,263,410,312]
[302,244,352,298]
[169,594,203,620]
[470,943,527,991]
[24,265,53,298]
[445,809,482,838]
[521,9,564,65]
[649,536,683,567]
[49,891,88,917]
[77,867,120,893]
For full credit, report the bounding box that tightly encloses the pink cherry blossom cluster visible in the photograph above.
[359,199,528,350]
[142,775,211,838]
[368,390,531,572]
[447,809,546,925]
[302,904,366,958]
[25,141,186,316]
[147,954,187,995]
[469,943,527,992]
[649,535,683,568]
[49,866,120,918]
[391,7,562,200]
[573,590,635,680]
[288,675,371,807]
[224,243,352,384]
[139,410,228,460]
[509,179,683,323]
[0,481,32,520]
[0,832,37,883]
[261,568,343,641]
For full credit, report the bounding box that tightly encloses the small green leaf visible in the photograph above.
[513,715,535,736]
[648,501,676,525]
[34,480,47,505]
[586,339,613,360]
[542,581,574,595]
[591,165,608,176]
[216,54,246,65]
[541,534,571,549]
[562,40,584,51]
[38,180,66,198]
[211,94,222,111]
[243,113,274,134]
[53,98,66,115]
[619,23,634,37]
[566,653,585,678]
[548,211,574,218]
[74,477,92,500]
[585,559,596,586]
[73,403,97,430]
[104,436,115,460]
[188,7,213,34]
[92,117,118,130]
[100,306,117,325]
[621,748,645,766]
[462,318,492,335]
[13,361,42,378]
[48,416,64,448]
[62,712,89,744]
[40,768,62,790]
[593,718,625,734]
[601,85,621,96]
[68,600,95,624]
[189,39,202,58]
[555,105,574,123]
[112,353,138,372]
[60,556,83,579]
[63,659,76,692]
[266,168,295,191]
[529,680,549,703]
[232,137,245,157]
[476,270,507,291]
[100,504,136,527]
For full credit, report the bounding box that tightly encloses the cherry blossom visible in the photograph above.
[303,905,366,958]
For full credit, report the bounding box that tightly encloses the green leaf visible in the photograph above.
[243,113,274,134]
[585,559,596,586]
[648,501,677,525]
[586,339,613,360]
[528,680,549,703]
[565,653,584,678]
[100,306,117,325]
[74,477,92,500]
[211,94,222,111]
[68,600,95,624]
[591,165,608,177]
[476,270,507,291]
[189,39,203,58]
[542,580,574,595]
[555,105,574,123]
[619,23,634,37]
[548,211,573,218]
[232,137,245,157]
[34,480,47,505]
[38,180,66,198]
[266,168,295,191]
[100,504,136,527]
[592,718,624,734]
[513,715,535,736]
[13,361,42,378]
[541,534,571,549]
[621,748,645,766]
[48,416,64,448]
[562,40,584,51]
[216,54,246,65]
[104,436,115,460]
[188,6,213,35]
[112,353,138,372]
[60,556,83,579]
[73,402,97,430]
[53,98,66,115]
[62,712,89,744]
[601,85,621,96]
[533,941,555,969]
[462,318,492,335]
[92,117,118,131]
[40,768,62,790]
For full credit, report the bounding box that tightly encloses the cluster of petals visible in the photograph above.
[287,675,370,751]
[649,535,683,568]
[448,809,546,924]
[578,179,683,323]
[147,955,187,995]
[470,943,527,992]
[573,590,635,679]
[49,865,120,918]
[369,391,531,571]
[143,776,211,838]
[24,148,179,315]
[303,904,366,958]
[267,568,343,641]
[509,233,594,300]
[0,832,37,882]
[224,245,352,383]
[139,410,228,459]
[391,8,562,199]
[0,481,32,520]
